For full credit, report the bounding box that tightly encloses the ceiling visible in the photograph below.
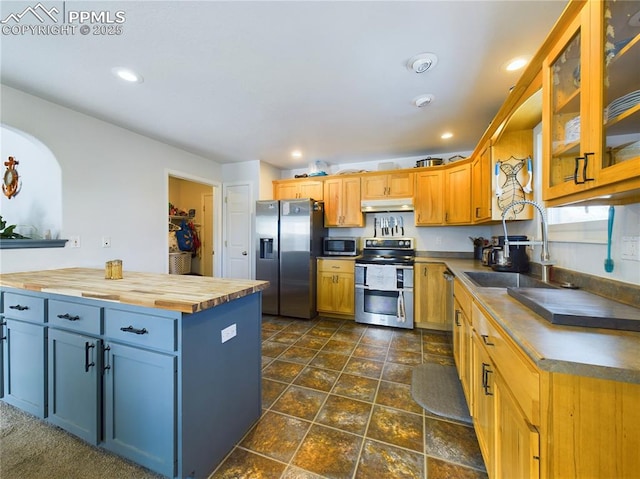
[0,1,568,170]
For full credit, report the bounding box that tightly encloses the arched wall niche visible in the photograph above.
[0,123,64,246]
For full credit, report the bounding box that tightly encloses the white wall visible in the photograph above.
[0,85,224,274]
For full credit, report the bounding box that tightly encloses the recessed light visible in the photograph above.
[291,150,303,158]
[441,132,453,139]
[406,53,438,74]
[413,94,435,108]
[504,57,529,72]
[111,67,143,83]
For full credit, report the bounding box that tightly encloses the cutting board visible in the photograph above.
[507,288,640,332]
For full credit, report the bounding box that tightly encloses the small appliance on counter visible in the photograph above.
[490,235,530,273]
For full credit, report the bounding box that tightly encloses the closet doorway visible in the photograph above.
[168,174,221,277]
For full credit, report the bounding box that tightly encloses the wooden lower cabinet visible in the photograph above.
[495,374,540,479]
[317,259,355,316]
[414,263,448,330]
[472,332,495,477]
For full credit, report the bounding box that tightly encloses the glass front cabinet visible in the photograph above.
[543,1,640,203]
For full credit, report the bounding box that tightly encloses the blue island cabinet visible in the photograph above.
[1,285,263,479]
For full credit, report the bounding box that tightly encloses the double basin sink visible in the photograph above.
[461,270,640,332]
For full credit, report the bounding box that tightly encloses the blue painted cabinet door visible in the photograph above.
[2,319,46,417]
[47,328,100,444]
[103,342,176,478]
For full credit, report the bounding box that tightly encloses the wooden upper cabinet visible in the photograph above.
[414,169,444,225]
[542,0,640,205]
[444,162,471,224]
[323,176,363,227]
[361,172,414,200]
[273,178,324,200]
[471,148,492,224]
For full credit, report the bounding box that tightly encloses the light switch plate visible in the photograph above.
[221,324,237,343]
[621,236,640,261]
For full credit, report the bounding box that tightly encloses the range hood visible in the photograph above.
[361,198,414,212]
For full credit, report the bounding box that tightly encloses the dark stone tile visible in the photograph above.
[281,466,325,479]
[316,394,372,435]
[262,379,287,409]
[295,335,329,350]
[211,447,286,479]
[271,332,302,345]
[240,411,310,462]
[261,340,289,359]
[426,456,489,479]
[375,380,423,414]
[279,346,317,365]
[337,322,368,333]
[381,362,413,385]
[387,348,423,366]
[356,439,425,479]
[262,360,304,383]
[352,344,388,361]
[261,317,291,332]
[293,425,362,479]
[261,329,277,341]
[390,335,422,352]
[343,357,384,379]
[261,356,274,369]
[332,373,379,402]
[425,341,453,357]
[367,405,424,452]
[423,353,456,367]
[424,417,486,471]
[283,321,315,334]
[294,366,340,392]
[332,329,365,343]
[309,351,349,371]
[422,330,453,345]
[306,327,336,339]
[271,385,327,421]
[315,318,342,330]
[322,339,356,355]
[361,327,394,347]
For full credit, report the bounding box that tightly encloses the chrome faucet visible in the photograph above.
[501,200,554,282]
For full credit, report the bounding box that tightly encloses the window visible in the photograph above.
[548,205,610,243]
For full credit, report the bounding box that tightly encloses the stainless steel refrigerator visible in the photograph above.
[256,199,327,319]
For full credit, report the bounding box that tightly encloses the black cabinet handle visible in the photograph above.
[481,362,493,396]
[9,304,29,311]
[103,345,111,372]
[120,325,148,335]
[481,334,494,346]
[57,313,80,321]
[574,153,595,185]
[85,342,96,372]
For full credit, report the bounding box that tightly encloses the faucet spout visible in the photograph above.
[501,200,551,265]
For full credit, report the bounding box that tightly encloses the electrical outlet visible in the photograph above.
[69,236,81,248]
[102,236,111,248]
[621,236,640,261]
[221,324,237,343]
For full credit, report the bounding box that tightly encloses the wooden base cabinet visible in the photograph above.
[317,259,355,316]
[472,332,495,477]
[414,263,449,330]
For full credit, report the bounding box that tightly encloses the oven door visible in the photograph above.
[354,264,414,329]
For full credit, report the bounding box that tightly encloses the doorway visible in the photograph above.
[168,173,221,277]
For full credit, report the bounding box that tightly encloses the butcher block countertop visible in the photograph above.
[0,268,269,314]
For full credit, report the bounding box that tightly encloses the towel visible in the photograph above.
[365,264,397,290]
[397,290,405,323]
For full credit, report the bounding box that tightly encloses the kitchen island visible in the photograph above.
[0,268,269,479]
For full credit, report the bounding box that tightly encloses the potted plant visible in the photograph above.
[0,215,29,239]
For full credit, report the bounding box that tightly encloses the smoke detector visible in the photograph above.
[413,94,435,108]
[407,53,438,73]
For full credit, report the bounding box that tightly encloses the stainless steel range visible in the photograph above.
[355,238,415,329]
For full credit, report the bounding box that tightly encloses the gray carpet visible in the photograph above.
[411,362,472,425]
[0,401,164,479]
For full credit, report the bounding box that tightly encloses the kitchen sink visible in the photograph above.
[463,271,557,289]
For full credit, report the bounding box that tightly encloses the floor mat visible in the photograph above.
[411,362,472,425]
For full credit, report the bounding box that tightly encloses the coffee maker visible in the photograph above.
[490,235,530,273]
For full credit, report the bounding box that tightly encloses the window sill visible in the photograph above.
[0,239,68,249]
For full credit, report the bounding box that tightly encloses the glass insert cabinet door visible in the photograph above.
[597,0,640,183]
[543,1,640,200]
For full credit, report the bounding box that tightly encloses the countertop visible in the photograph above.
[0,268,269,314]
[443,259,640,384]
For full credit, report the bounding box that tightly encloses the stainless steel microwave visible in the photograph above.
[322,237,359,256]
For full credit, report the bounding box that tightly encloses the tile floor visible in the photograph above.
[211,316,488,479]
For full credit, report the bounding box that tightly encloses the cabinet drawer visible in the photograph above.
[454,279,472,319]
[104,309,177,352]
[318,259,354,273]
[48,299,102,335]
[472,302,540,426]
[2,292,45,323]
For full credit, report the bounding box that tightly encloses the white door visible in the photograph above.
[223,183,252,279]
